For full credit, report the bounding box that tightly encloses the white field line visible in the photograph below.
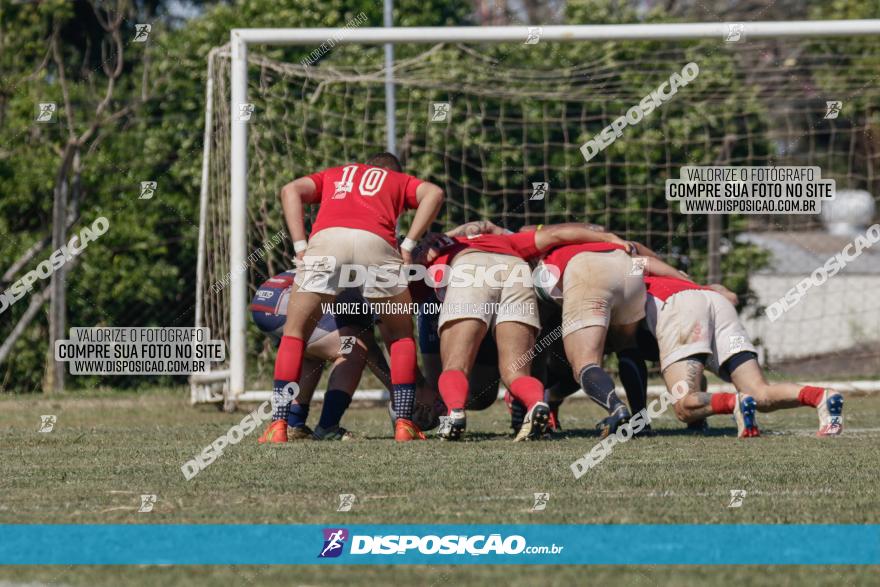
[233,380,880,404]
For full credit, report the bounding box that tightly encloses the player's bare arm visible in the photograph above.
[402,181,445,264]
[279,176,320,259]
[520,221,606,233]
[706,283,739,306]
[629,241,660,259]
[532,224,628,252]
[445,219,505,237]
[644,254,688,279]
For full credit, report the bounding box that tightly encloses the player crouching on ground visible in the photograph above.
[251,271,393,440]
[416,223,630,441]
[641,271,844,437]
[260,152,444,444]
[532,228,650,439]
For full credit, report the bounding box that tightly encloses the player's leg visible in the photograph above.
[496,320,550,441]
[420,331,499,431]
[384,302,445,433]
[465,333,501,412]
[372,287,423,441]
[609,322,652,436]
[666,354,760,439]
[385,294,441,430]
[494,265,548,442]
[357,229,423,442]
[523,300,570,434]
[728,357,843,436]
[361,325,392,392]
[560,250,640,438]
[617,347,648,413]
[466,362,502,411]
[665,357,713,423]
[563,324,629,437]
[307,326,371,440]
[251,273,333,441]
[285,356,324,439]
[261,288,334,443]
[436,317,486,440]
[702,293,765,437]
[706,291,843,436]
[433,251,504,440]
[261,237,340,443]
[665,355,759,438]
[335,287,393,395]
[652,289,753,436]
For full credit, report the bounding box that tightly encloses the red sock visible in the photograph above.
[710,392,736,414]
[509,376,544,410]
[438,370,469,412]
[389,338,417,385]
[274,336,304,382]
[798,385,824,407]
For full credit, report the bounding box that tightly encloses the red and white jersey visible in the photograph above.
[429,231,541,268]
[534,242,628,301]
[644,275,707,302]
[425,232,541,298]
[643,275,708,336]
[308,163,423,247]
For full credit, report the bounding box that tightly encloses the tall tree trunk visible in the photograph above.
[45,147,76,393]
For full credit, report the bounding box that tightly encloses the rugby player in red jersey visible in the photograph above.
[251,271,393,440]
[533,231,668,438]
[259,153,444,443]
[417,224,630,441]
[642,273,844,437]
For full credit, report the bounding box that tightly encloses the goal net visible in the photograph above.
[195,30,880,404]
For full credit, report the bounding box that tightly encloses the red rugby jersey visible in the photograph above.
[308,163,423,246]
[541,242,627,277]
[643,275,708,301]
[430,232,541,268]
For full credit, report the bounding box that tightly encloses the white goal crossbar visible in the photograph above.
[195,20,880,407]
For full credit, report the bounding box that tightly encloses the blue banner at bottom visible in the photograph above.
[1,524,877,565]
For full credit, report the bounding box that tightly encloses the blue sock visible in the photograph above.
[510,398,526,431]
[617,349,648,415]
[578,364,626,413]
[392,384,416,421]
[287,403,310,429]
[272,380,296,421]
[318,389,352,430]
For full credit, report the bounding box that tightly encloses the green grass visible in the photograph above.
[1,390,878,585]
[1,564,877,587]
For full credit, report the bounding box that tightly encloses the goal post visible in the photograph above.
[194,20,880,407]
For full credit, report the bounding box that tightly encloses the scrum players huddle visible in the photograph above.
[254,154,844,444]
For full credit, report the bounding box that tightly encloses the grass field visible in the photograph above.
[1,389,878,585]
